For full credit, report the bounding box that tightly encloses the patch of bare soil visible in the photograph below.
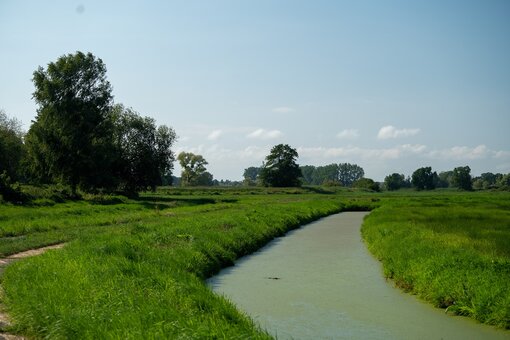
[0,243,66,340]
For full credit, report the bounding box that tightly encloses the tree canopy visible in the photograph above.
[177,152,213,186]
[259,144,301,187]
[451,166,472,191]
[26,51,114,193]
[0,110,25,181]
[411,167,437,190]
[111,105,177,193]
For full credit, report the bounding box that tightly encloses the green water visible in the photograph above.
[208,212,509,339]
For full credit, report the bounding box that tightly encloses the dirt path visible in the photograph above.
[0,243,66,340]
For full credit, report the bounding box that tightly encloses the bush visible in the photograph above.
[0,171,29,203]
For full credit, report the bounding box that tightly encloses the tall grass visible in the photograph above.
[361,191,510,329]
[1,189,375,338]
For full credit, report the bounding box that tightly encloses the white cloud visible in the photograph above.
[377,125,420,139]
[298,144,427,161]
[427,145,489,160]
[272,107,294,113]
[207,129,223,141]
[336,129,359,139]
[246,128,283,140]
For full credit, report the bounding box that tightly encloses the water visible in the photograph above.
[208,212,509,339]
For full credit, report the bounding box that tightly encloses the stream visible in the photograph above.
[208,212,509,339]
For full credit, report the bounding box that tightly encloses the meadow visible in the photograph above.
[0,188,508,338]
[0,187,376,338]
[362,191,510,329]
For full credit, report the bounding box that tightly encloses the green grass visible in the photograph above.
[361,191,510,329]
[1,188,509,338]
[0,188,376,338]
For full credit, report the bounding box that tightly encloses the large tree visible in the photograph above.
[384,173,406,191]
[26,51,114,193]
[411,166,437,190]
[177,152,212,186]
[259,144,301,187]
[451,166,472,191]
[337,163,364,187]
[111,104,176,193]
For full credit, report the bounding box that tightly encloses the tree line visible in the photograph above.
[1,52,176,200]
[385,166,510,191]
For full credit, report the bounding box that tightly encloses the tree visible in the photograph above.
[315,164,339,185]
[437,171,453,188]
[243,166,261,186]
[111,104,176,193]
[337,163,364,187]
[352,178,380,192]
[384,173,405,191]
[259,144,302,187]
[0,110,25,181]
[411,167,437,190]
[451,166,472,191]
[299,165,316,185]
[178,152,211,186]
[25,51,114,194]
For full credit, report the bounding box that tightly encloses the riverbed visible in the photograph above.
[208,212,509,339]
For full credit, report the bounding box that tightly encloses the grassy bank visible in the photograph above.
[361,191,510,329]
[0,188,375,338]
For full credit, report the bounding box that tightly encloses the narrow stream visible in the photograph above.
[208,212,509,339]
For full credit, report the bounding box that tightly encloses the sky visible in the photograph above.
[1,0,509,181]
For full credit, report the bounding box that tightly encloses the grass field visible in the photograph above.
[0,188,508,338]
[362,191,510,329]
[0,187,376,338]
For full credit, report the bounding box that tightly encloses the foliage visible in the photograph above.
[337,163,364,187]
[243,166,261,186]
[25,51,114,194]
[411,166,437,190]
[177,152,212,186]
[451,166,472,191]
[0,110,25,181]
[111,104,177,194]
[0,171,29,203]
[299,163,365,187]
[352,177,380,191]
[259,144,302,187]
[383,173,406,191]
[362,192,510,328]
[436,171,453,188]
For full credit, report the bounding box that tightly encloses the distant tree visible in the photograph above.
[243,166,261,186]
[299,165,316,185]
[411,167,436,190]
[337,163,364,187]
[0,110,25,181]
[259,144,302,187]
[496,173,510,190]
[451,166,472,191]
[473,172,501,190]
[384,173,405,191]
[111,104,176,193]
[437,171,453,188]
[178,152,211,186]
[25,51,114,194]
[352,178,380,192]
[315,164,339,185]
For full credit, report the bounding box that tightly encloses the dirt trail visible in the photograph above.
[0,243,66,340]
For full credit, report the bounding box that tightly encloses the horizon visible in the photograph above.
[1,1,509,181]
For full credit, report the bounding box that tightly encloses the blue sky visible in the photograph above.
[1,0,509,181]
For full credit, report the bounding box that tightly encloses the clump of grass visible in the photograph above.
[361,192,510,329]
